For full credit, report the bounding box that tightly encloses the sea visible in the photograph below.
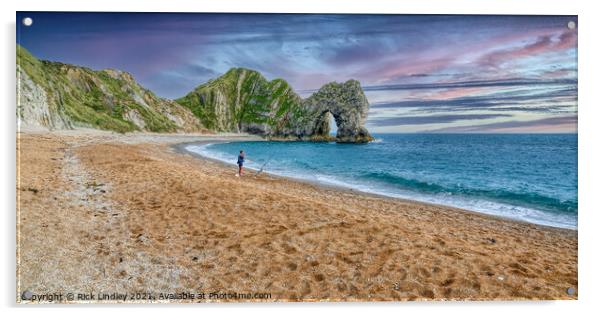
[185,134,577,229]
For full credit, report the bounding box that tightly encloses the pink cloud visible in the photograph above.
[355,26,574,84]
[359,56,454,84]
[427,86,493,100]
[542,68,576,79]
[478,30,577,68]
[556,30,578,50]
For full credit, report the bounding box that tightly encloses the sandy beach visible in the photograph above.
[17,130,577,302]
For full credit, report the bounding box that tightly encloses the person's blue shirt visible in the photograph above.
[237,154,245,165]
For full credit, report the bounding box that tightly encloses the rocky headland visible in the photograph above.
[17,45,373,143]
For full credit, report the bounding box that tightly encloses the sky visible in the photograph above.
[16,12,577,133]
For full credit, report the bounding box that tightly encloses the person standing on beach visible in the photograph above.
[237,150,245,177]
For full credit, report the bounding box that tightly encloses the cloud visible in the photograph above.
[370,87,576,113]
[425,115,577,133]
[363,78,576,92]
[477,30,577,68]
[18,11,578,130]
[185,64,218,77]
[364,75,578,121]
[368,114,512,126]
[146,65,220,98]
[542,67,577,79]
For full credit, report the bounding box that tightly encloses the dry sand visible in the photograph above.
[17,130,577,302]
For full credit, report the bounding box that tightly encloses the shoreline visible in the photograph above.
[17,130,578,301]
[175,140,576,233]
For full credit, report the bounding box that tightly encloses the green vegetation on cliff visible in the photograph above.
[17,46,372,142]
[17,45,202,133]
[176,68,310,135]
[176,68,373,142]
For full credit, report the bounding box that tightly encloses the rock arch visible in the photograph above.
[304,80,373,143]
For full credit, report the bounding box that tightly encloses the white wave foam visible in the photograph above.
[185,143,576,230]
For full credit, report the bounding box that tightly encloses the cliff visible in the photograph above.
[17,45,204,133]
[175,68,309,136]
[17,46,372,142]
[302,80,373,143]
[176,68,373,142]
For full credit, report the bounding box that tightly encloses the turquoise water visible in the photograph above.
[186,134,577,229]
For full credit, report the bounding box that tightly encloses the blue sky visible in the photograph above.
[17,12,577,133]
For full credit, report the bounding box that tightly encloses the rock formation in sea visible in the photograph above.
[17,45,373,142]
[302,80,373,143]
[177,68,373,143]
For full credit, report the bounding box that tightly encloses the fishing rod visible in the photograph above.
[254,153,275,177]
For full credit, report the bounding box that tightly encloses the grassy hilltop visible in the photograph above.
[17,45,202,133]
[176,67,312,136]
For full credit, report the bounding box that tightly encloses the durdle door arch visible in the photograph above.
[306,80,373,143]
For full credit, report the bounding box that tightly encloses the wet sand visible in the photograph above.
[17,130,577,302]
